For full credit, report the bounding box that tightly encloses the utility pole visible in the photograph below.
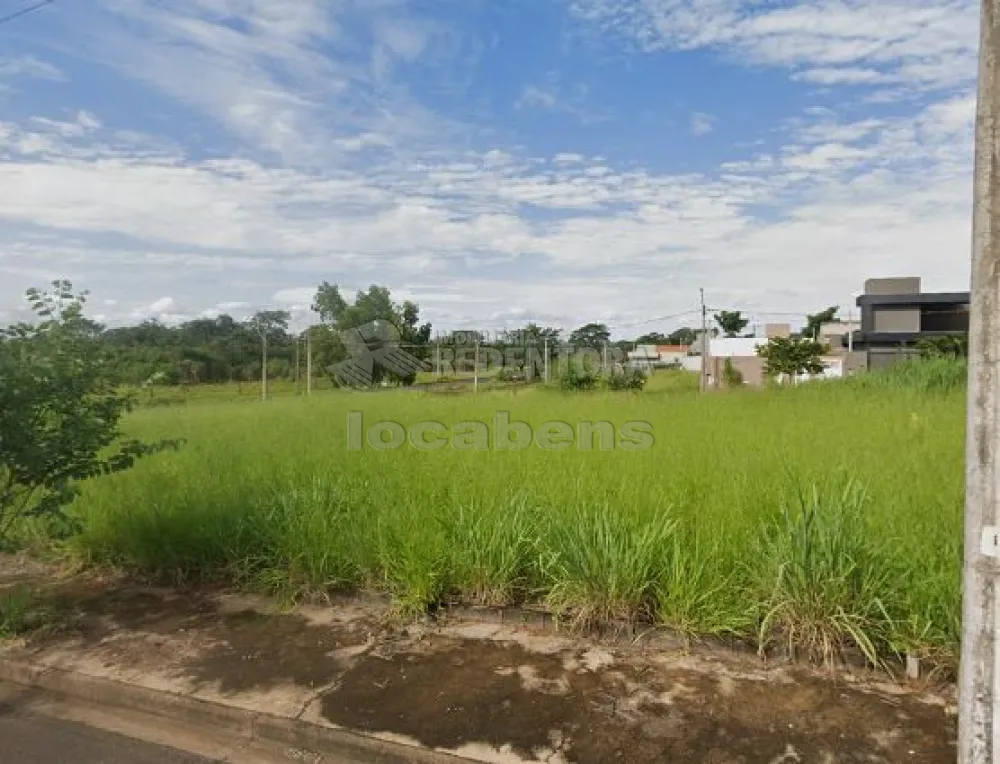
[960,2,1000,761]
[474,335,480,394]
[306,326,313,397]
[294,333,300,394]
[260,330,268,402]
[603,340,609,373]
[544,336,549,383]
[700,288,709,392]
[436,340,441,378]
[848,310,855,353]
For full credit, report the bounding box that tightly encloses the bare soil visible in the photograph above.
[0,555,958,763]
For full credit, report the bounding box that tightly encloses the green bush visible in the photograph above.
[605,368,647,391]
[560,366,600,391]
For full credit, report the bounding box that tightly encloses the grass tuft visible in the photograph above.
[755,480,895,668]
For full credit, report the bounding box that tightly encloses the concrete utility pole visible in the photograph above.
[544,336,550,383]
[260,331,268,402]
[474,335,480,394]
[305,326,313,397]
[294,333,300,393]
[700,288,709,392]
[960,2,1000,760]
[603,341,609,372]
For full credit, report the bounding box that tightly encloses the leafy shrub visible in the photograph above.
[605,368,647,391]
[560,366,600,391]
[495,368,527,383]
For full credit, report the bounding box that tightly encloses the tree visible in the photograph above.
[312,283,432,386]
[757,336,828,382]
[634,332,669,345]
[714,311,749,338]
[0,282,180,542]
[804,306,839,340]
[667,327,697,346]
[568,323,611,350]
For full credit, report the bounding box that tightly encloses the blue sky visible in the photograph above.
[0,0,981,337]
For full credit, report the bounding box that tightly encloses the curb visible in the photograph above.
[0,656,472,764]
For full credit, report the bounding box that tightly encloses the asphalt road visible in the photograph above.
[0,709,216,764]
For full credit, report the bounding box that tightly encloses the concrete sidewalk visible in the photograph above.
[0,570,958,763]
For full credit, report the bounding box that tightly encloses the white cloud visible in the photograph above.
[0,0,981,335]
[566,0,978,94]
[148,297,174,313]
[0,55,64,81]
[690,112,715,136]
[515,71,608,123]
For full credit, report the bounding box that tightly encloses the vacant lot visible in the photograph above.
[29,369,964,670]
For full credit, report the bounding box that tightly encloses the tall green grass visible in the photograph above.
[25,366,965,669]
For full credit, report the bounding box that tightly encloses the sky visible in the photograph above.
[0,0,981,338]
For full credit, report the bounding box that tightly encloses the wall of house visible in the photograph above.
[872,306,921,333]
[864,277,921,295]
[867,347,921,370]
[708,337,767,358]
[920,306,969,333]
[710,356,765,387]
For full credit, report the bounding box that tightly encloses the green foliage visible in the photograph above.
[916,334,968,360]
[445,498,539,607]
[804,306,839,340]
[713,310,749,338]
[847,357,967,393]
[0,585,35,638]
[604,368,647,391]
[633,332,670,345]
[559,365,600,391]
[312,283,432,385]
[33,373,966,670]
[755,481,894,668]
[757,335,828,380]
[542,502,675,626]
[636,328,697,346]
[0,282,182,543]
[568,323,611,351]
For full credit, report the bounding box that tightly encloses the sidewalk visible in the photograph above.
[0,560,958,763]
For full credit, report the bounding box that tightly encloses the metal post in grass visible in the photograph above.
[960,2,1000,760]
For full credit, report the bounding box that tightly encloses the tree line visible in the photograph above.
[39,278,872,389]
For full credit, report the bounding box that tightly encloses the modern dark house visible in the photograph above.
[848,277,970,369]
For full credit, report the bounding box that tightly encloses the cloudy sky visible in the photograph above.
[0,0,980,337]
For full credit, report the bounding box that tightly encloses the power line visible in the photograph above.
[0,0,54,27]
[612,309,703,330]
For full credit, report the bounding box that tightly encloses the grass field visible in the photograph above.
[26,366,966,670]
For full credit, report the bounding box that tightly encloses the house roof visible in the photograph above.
[655,345,690,353]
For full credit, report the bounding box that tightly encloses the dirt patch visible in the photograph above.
[17,583,382,694]
[181,608,374,693]
[0,559,959,763]
[321,634,956,763]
